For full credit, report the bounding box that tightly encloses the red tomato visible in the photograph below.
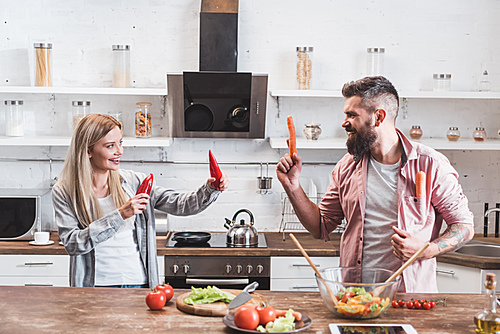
[256,305,276,326]
[341,292,356,303]
[398,300,405,307]
[145,289,166,310]
[422,302,431,310]
[429,301,436,308]
[413,301,421,309]
[234,305,260,330]
[392,300,399,308]
[406,300,413,309]
[155,284,174,302]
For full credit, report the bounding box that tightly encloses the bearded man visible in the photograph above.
[276,76,474,293]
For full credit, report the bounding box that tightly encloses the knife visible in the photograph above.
[228,281,259,309]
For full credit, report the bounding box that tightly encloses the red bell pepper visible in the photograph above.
[136,173,154,195]
[209,150,222,189]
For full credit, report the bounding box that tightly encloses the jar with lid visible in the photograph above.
[108,111,123,134]
[473,127,486,141]
[135,102,152,138]
[366,47,385,76]
[433,74,451,91]
[303,122,322,140]
[72,101,91,131]
[296,46,313,90]
[479,70,491,92]
[112,45,130,88]
[4,100,24,137]
[34,43,52,87]
[409,125,423,140]
[446,127,460,141]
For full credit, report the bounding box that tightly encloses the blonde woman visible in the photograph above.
[52,114,228,288]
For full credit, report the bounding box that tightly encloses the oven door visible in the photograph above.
[165,276,270,290]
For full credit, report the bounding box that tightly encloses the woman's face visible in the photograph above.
[88,126,123,174]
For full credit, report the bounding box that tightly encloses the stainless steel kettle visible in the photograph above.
[224,209,258,246]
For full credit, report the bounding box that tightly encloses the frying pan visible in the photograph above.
[171,231,212,244]
[225,104,249,129]
[184,84,214,131]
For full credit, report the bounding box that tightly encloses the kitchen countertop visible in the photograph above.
[0,286,488,333]
[0,232,499,269]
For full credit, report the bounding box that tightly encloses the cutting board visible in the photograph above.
[176,289,266,317]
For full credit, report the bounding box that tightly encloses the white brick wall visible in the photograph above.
[1,0,500,234]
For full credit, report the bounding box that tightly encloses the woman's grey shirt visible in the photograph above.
[52,169,220,288]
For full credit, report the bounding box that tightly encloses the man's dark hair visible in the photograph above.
[342,76,399,122]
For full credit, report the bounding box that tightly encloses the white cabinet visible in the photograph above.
[270,256,339,291]
[157,255,165,284]
[0,254,69,287]
[436,262,482,293]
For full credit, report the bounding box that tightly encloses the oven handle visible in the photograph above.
[185,278,249,285]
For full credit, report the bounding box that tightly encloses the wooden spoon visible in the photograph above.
[373,242,430,296]
[289,233,338,306]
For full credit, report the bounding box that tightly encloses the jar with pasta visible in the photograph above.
[135,102,152,138]
[72,101,91,131]
[296,46,313,90]
[34,43,52,87]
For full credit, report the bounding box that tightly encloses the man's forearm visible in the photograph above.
[429,223,474,258]
[286,186,322,238]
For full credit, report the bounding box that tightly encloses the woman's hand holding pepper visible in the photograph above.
[119,193,149,220]
[207,171,229,191]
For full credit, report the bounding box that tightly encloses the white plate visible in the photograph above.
[29,240,54,246]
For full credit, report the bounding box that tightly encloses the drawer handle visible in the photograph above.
[24,283,53,286]
[292,286,318,289]
[436,269,455,276]
[292,264,320,267]
[24,262,54,266]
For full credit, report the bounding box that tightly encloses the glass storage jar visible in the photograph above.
[112,45,130,88]
[473,127,486,141]
[135,102,152,138]
[4,100,24,137]
[433,74,451,91]
[72,101,91,131]
[479,70,491,92]
[446,127,460,141]
[409,125,423,140]
[296,46,313,90]
[366,47,385,76]
[108,111,123,134]
[303,123,322,140]
[34,43,52,87]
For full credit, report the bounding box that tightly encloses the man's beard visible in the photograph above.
[345,120,378,160]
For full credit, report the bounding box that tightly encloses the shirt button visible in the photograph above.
[357,260,361,264]
[359,237,362,241]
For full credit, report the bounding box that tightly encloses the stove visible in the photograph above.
[164,232,270,289]
[165,232,267,248]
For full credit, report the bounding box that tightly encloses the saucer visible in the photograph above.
[29,240,54,246]
[59,241,64,246]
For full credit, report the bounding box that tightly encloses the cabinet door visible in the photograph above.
[0,276,69,287]
[436,262,482,293]
[0,255,69,277]
[271,278,320,291]
[271,256,339,279]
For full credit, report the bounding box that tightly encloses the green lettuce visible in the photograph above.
[257,309,296,332]
[183,286,236,305]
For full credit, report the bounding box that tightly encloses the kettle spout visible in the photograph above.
[224,218,233,230]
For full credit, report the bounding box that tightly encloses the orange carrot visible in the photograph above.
[287,116,298,158]
[416,171,426,198]
[275,309,302,321]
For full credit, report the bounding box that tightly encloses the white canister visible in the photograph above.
[366,47,385,76]
[4,100,24,137]
[112,45,130,88]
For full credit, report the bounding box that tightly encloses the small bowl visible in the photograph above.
[315,267,401,319]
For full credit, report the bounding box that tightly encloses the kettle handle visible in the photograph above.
[231,209,254,226]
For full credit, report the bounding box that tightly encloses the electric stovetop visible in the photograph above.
[165,232,267,248]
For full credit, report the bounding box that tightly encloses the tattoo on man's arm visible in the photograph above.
[435,223,473,255]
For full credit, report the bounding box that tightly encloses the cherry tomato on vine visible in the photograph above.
[429,301,436,308]
[406,300,414,309]
[413,301,422,309]
[392,300,399,308]
[398,300,405,307]
[422,302,431,310]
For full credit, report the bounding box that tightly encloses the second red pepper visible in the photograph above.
[136,173,154,195]
[209,150,222,189]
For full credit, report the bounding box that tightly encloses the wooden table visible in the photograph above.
[0,286,485,333]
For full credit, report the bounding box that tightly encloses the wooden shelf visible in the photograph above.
[0,86,166,96]
[269,137,500,151]
[270,89,500,99]
[0,136,173,147]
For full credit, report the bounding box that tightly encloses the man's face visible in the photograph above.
[342,96,378,159]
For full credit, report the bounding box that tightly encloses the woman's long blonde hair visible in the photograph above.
[58,114,128,228]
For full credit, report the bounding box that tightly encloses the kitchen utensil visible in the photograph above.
[223,312,312,333]
[183,84,214,131]
[257,162,272,194]
[176,289,266,317]
[224,209,258,246]
[289,233,337,306]
[228,281,259,309]
[225,104,249,130]
[316,267,401,319]
[171,231,211,244]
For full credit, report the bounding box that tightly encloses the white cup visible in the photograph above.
[34,231,50,244]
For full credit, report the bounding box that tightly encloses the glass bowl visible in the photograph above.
[315,267,401,319]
